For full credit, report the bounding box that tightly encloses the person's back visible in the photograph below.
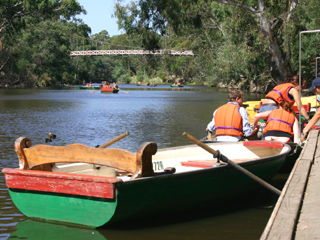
[260,75,309,121]
[265,83,295,105]
[206,90,258,142]
[215,103,243,138]
[254,100,298,143]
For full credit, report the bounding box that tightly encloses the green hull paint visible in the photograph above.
[9,190,117,228]
[111,154,285,223]
[8,151,285,227]
[78,86,101,90]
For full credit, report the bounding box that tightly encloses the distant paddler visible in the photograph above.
[113,82,118,89]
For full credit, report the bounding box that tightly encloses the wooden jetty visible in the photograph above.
[261,129,320,239]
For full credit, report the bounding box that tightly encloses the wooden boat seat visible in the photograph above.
[14,137,157,179]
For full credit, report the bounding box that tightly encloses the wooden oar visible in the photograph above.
[91,131,130,169]
[182,132,281,196]
[118,88,128,94]
[98,131,130,148]
[90,91,96,93]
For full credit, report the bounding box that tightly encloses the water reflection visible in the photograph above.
[9,220,106,240]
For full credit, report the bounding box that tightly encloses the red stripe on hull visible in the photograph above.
[2,168,121,199]
[243,140,284,148]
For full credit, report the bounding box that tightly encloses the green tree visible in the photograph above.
[0,0,84,75]
[114,0,316,90]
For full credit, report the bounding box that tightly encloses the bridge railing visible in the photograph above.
[70,49,194,56]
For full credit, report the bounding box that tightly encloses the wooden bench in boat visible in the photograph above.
[14,137,158,179]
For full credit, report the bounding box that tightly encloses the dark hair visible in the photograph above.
[279,100,294,114]
[283,75,306,88]
[228,90,242,102]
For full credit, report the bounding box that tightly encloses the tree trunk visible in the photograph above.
[214,0,295,85]
[256,0,293,84]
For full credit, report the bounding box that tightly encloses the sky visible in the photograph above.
[76,0,132,37]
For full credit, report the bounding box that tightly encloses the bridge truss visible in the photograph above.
[70,49,194,56]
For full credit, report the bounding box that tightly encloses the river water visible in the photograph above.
[0,84,285,239]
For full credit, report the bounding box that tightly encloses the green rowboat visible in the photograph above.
[2,138,290,228]
[78,86,101,90]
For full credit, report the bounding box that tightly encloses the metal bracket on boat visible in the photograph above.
[213,150,228,166]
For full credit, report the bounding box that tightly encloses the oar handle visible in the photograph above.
[99,131,130,148]
[182,132,281,196]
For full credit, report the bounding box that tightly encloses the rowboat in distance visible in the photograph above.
[78,86,101,90]
[100,87,119,93]
[2,137,290,228]
[171,84,184,87]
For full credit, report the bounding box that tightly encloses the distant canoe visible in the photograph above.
[100,87,119,93]
[171,84,183,87]
[78,86,101,90]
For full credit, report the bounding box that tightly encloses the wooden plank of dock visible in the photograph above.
[260,130,319,240]
[295,132,320,239]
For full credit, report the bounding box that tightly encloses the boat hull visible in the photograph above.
[78,86,101,90]
[100,88,119,93]
[3,142,288,227]
[278,142,302,173]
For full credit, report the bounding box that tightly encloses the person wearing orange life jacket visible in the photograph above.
[260,75,310,121]
[206,90,259,142]
[253,100,299,143]
[104,82,111,88]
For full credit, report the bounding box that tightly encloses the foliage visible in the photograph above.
[114,0,320,91]
[3,0,320,92]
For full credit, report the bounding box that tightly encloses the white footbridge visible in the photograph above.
[70,49,194,56]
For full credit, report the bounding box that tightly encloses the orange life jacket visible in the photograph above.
[265,83,295,105]
[214,103,243,136]
[263,109,295,136]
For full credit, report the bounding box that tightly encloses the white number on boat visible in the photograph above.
[153,161,164,171]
